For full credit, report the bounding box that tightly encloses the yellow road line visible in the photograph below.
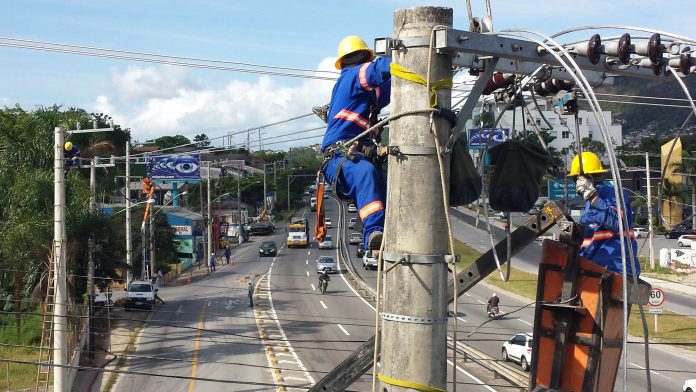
[188,298,208,392]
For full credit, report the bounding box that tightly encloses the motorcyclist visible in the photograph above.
[318,271,331,293]
[487,293,500,314]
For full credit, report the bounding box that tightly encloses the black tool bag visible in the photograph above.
[449,136,482,206]
[488,139,551,212]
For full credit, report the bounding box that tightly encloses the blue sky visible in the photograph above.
[1,0,694,149]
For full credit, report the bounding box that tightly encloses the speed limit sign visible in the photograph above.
[649,288,665,307]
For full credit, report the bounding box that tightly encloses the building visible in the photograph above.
[166,209,204,269]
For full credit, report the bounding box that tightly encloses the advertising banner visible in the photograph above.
[468,128,510,148]
[148,155,201,180]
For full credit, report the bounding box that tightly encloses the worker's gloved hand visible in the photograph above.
[575,175,596,200]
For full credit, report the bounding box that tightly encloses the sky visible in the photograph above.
[1,0,695,150]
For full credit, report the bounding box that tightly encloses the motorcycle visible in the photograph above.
[487,305,499,318]
[319,279,328,294]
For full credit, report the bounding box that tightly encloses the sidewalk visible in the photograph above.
[450,205,696,297]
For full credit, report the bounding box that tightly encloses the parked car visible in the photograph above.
[125,280,156,310]
[502,333,533,371]
[348,203,358,213]
[316,255,338,273]
[356,244,365,258]
[362,250,379,270]
[665,226,696,239]
[259,241,278,257]
[319,235,334,249]
[634,227,649,239]
[349,232,363,245]
[348,217,358,229]
[325,218,333,228]
[683,378,696,392]
[678,235,696,247]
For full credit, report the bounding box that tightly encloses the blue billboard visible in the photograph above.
[468,128,510,148]
[148,154,201,180]
[548,179,582,201]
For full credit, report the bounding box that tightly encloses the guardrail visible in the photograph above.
[334,199,528,390]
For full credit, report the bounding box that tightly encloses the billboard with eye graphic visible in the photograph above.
[147,154,201,180]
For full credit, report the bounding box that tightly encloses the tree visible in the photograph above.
[570,137,607,157]
[194,133,211,148]
[153,135,190,149]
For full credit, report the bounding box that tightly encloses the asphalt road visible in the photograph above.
[114,240,277,392]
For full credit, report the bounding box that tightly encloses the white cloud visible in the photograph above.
[90,57,337,147]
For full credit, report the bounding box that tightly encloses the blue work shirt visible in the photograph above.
[321,57,392,151]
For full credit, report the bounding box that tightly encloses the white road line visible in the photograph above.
[518,319,533,326]
[447,360,498,392]
[311,283,316,291]
[270,262,274,268]
[307,250,311,255]
[630,362,645,370]
[337,324,350,335]
[320,300,328,309]
[306,271,310,276]
[476,299,485,305]
[465,293,471,297]
[306,259,308,265]
[457,317,468,323]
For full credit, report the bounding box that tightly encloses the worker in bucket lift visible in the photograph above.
[569,152,640,276]
[64,142,81,169]
[317,35,391,251]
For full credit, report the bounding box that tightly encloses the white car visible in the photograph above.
[324,218,333,228]
[634,227,649,239]
[683,379,696,392]
[502,333,533,371]
[348,218,357,229]
[362,250,379,270]
[348,232,363,245]
[348,203,358,213]
[318,235,333,250]
[677,234,696,247]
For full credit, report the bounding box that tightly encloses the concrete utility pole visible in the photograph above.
[263,163,268,211]
[206,161,213,265]
[646,152,655,269]
[380,7,453,391]
[150,201,155,278]
[125,142,133,287]
[238,167,243,245]
[87,158,97,359]
[52,127,69,392]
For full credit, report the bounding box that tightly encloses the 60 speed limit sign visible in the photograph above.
[649,288,665,307]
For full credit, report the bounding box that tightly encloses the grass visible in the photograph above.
[0,312,43,390]
[451,239,696,350]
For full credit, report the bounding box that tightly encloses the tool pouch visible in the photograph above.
[449,136,482,206]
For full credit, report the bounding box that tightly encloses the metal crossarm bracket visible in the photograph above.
[434,28,679,80]
[381,252,457,264]
[389,145,439,156]
[374,37,432,55]
[381,312,448,325]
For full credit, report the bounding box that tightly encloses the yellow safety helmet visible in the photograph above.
[64,141,73,151]
[567,151,606,177]
[335,35,375,70]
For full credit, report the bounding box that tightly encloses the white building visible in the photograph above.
[480,103,623,156]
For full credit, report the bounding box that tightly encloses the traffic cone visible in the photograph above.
[187,273,192,285]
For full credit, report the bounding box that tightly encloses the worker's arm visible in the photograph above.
[579,197,623,233]
[357,57,391,93]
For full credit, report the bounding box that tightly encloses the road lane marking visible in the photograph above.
[630,362,645,369]
[465,293,471,297]
[476,299,485,304]
[176,305,183,315]
[518,319,532,326]
[320,300,327,309]
[306,259,308,265]
[337,324,350,335]
[447,360,497,392]
[306,271,310,276]
[187,298,208,392]
[307,250,311,255]
[457,317,468,323]
[311,283,316,291]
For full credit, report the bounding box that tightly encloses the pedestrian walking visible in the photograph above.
[247,282,254,307]
[209,254,216,273]
[224,246,231,265]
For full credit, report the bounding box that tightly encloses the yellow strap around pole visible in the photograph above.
[377,372,447,392]
[390,63,453,108]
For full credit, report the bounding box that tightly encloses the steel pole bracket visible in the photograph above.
[381,312,448,325]
[382,252,457,264]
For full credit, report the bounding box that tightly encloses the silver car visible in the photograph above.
[348,232,363,245]
[319,235,333,249]
[316,256,338,274]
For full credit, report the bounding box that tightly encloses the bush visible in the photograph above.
[634,215,648,225]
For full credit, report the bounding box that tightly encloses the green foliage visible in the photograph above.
[153,134,191,149]
[193,133,211,148]
[570,137,607,157]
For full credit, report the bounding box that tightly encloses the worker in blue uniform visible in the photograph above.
[64,141,81,169]
[570,152,640,276]
[320,35,391,250]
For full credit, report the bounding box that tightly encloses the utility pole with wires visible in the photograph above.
[379,7,453,391]
[646,152,655,269]
[125,141,133,288]
[206,161,213,267]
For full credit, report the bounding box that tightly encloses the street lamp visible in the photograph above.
[112,198,155,215]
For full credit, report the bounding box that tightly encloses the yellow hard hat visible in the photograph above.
[568,152,606,176]
[335,35,375,70]
[64,141,73,151]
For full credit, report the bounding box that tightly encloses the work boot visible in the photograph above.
[367,231,383,250]
[312,104,329,124]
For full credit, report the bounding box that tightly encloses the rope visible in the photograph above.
[377,373,446,392]
[390,63,453,107]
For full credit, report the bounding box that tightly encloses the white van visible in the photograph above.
[125,280,156,310]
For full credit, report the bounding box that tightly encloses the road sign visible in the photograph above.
[648,307,663,314]
[648,288,665,307]
[548,179,582,201]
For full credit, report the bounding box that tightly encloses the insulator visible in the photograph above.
[635,58,663,76]
[482,72,514,95]
[533,79,574,97]
[669,53,692,75]
[604,33,632,65]
[633,33,662,65]
[574,34,602,65]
